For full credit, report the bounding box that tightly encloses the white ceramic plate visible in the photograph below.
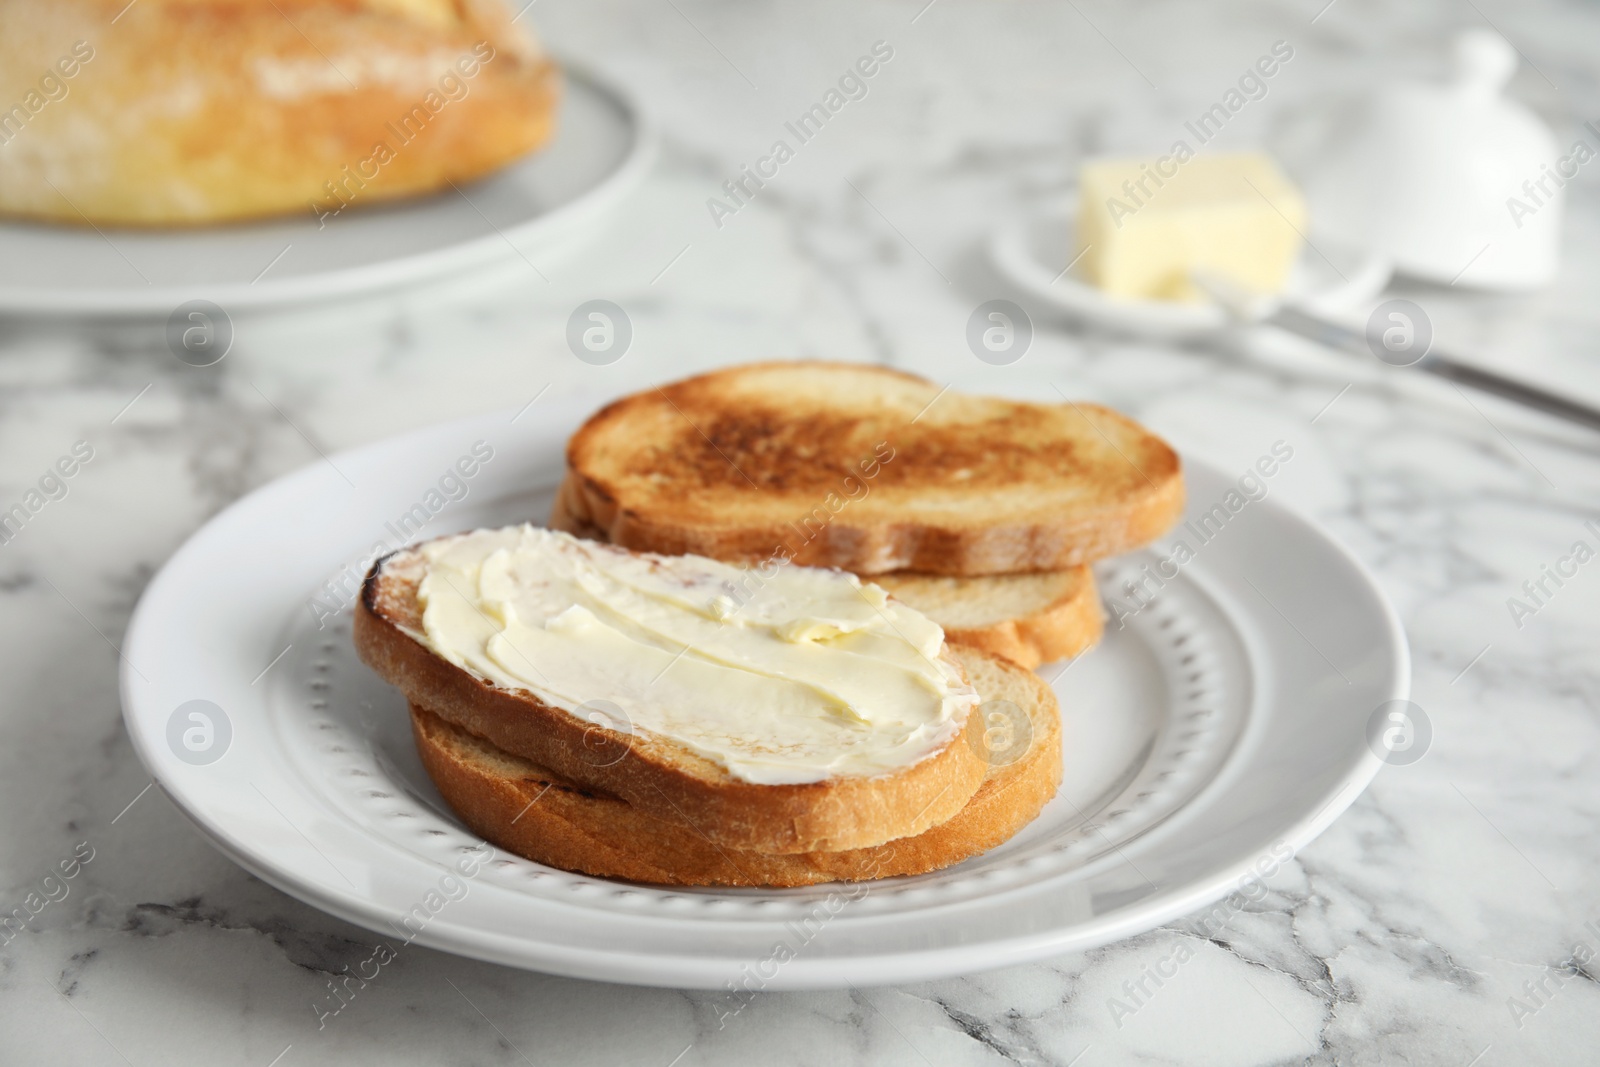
[121,404,1409,990]
[991,203,1393,339]
[0,63,654,316]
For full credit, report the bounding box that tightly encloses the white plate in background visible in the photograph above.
[121,405,1408,989]
[991,202,1392,339]
[0,63,654,316]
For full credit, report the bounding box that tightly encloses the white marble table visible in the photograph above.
[4,0,1600,1063]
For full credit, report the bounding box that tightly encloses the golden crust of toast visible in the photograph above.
[354,539,989,855]
[0,0,558,225]
[408,645,1062,886]
[562,362,1184,576]
[550,479,1104,670]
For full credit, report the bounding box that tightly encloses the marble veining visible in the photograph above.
[3,0,1600,1063]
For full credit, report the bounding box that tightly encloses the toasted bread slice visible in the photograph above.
[410,646,1062,886]
[549,473,608,541]
[874,569,1103,670]
[562,362,1183,576]
[549,480,1103,670]
[355,537,988,854]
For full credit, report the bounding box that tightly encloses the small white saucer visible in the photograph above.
[990,202,1393,340]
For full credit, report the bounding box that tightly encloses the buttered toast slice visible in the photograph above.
[550,479,1103,670]
[409,645,1062,887]
[562,362,1183,576]
[355,526,988,854]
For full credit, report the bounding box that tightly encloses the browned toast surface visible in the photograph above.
[563,362,1183,575]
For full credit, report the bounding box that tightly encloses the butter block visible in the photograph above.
[1076,152,1306,302]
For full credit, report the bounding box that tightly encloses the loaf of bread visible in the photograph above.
[0,0,559,225]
